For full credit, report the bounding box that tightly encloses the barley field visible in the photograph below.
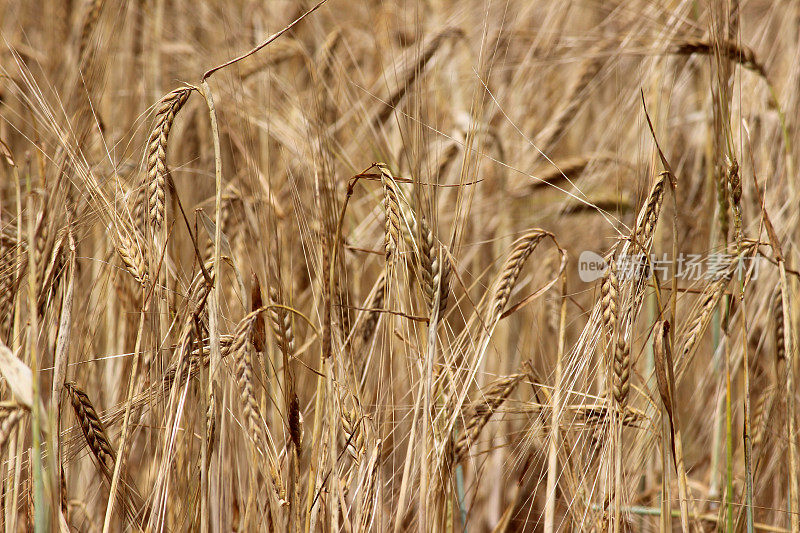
[0,0,798,531]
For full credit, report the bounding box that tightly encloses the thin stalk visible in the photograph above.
[661,413,672,533]
[455,458,467,530]
[778,265,798,531]
[544,272,567,533]
[27,172,47,532]
[724,310,734,532]
[102,303,146,532]
[201,78,225,532]
[737,248,754,532]
[588,503,789,532]
[419,287,440,533]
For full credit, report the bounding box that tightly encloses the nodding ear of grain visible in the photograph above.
[238,39,304,80]
[65,382,150,525]
[314,28,343,79]
[229,310,287,504]
[752,384,774,448]
[415,215,450,318]
[716,164,731,241]
[202,199,233,263]
[417,216,435,305]
[288,393,303,453]
[773,289,786,363]
[250,272,266,352]
[529,155,618,192]
[341,407,365,463]
[360,274,386,345]
[0,248,19,337]
[268,287,294,358]
[37,231,66,315]
[434,374,523,494]
[455,373,524,461]
[436,248,452,318]
[64,381,116,478]
[728,161,743,245]
[653,321,675,420]
[636,173,667,245]
[373,27,463,127]
[0,402,26,450]
[601,259,619,339]
[435,141,461,181]
[536,45,605,153]
[613,336,631,407]
[116,230,148,286]
[560,195,633,215]
[377,163,401,264]
[78,0,105,61]
[206,391,216,452]
[676,246,755,369]
[490,230,552,322]
[145,87,192,232]
[672,39,768,79]
[188,261,215,318]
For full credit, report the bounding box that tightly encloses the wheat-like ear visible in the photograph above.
[454,373,524,461]
[0,402,26,450]
[116,230,148,286]
[145,87,192,232]
[600,260,630,406]
[672,39,768,79]
[202,198,233,262]
[0,242,19,338]
[675,246,754,375]
[288,392,303,454]
[415,215,451,319]
[238,39,305,80]
[376,163,402,264]
[565,191,636,214]
[314,28,343,80]
[64,382,149,525]
[37,231,66,315]
[341,407,365,464]
[372,27,462,127]
[229,309,287,504]
[78,0,105,61]
[267,287,295,359]
[635,173,667,245]
[490,230,555,322]
[601,259,619,339]
[613,336,631,407]
[773,289,786,364]
[359,273,386,347]
[527,155,618,192]
[65,381,116,477]
[431,373,523,503]
[188,260,215,319]
[535,45,605,154]
[250,272,267,352]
